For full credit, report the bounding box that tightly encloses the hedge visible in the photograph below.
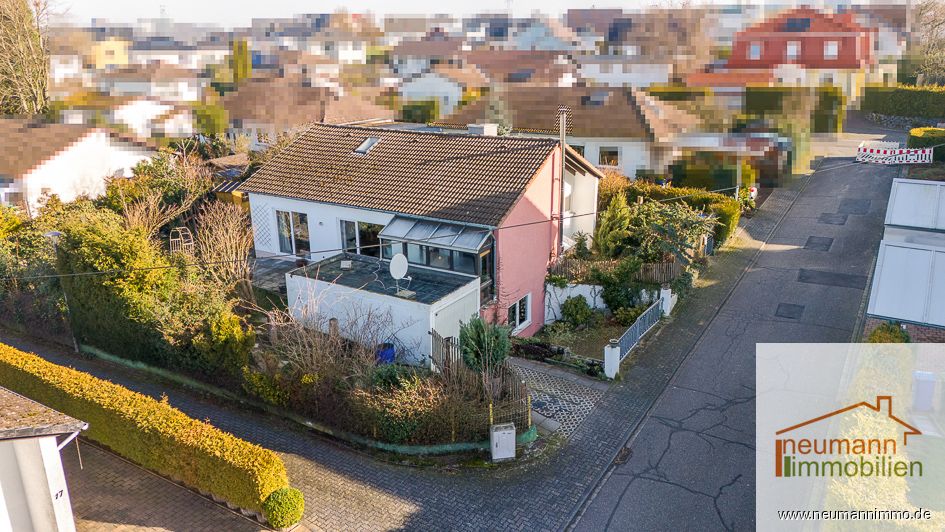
[908,128,945,162]
[861,85,945,120]
[646,84,711,102]
[626,182,742,244]
[0,343,301,523]
[744,85,844,133]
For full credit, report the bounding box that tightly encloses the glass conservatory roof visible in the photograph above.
[378,216,491,253]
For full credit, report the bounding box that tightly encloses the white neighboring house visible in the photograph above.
[0,119,154,215]
[398,66,487,118]
[97,64,208,103]
[391,33,466,77]
[505,16,588,52]
[304,33,368,65]
[0,386,87,532]
[109,98,195,139]
[576,56,672,88]
[437,86,701,178]
[48,53,85,85]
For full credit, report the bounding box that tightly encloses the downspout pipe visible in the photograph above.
[557,106,567,257]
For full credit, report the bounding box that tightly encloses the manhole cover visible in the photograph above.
[818,213,848,225]
[797,268,868,289]
[837,198,871,215]
[775,303,805,319]
[804,236,833,252]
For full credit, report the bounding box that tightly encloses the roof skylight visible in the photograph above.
[354,137,381,154]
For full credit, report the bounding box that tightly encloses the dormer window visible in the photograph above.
[354,137,380,154]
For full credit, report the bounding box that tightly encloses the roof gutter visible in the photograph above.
[57,422,88,451]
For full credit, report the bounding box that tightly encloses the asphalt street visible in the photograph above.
[572,119,906,531]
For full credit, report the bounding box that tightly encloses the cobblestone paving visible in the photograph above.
[62,441,263,531]
[0,185,801,531]
[513,363,604,437]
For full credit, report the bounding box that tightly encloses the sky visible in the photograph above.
[54,0,661,28]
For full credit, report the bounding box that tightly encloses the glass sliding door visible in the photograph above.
[276,210,310,257]
[341,220,358,253]
[357,223,383,257]
[292,212,310,256]
[277,211,293,254]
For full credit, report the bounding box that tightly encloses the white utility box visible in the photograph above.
[490,423,516,462]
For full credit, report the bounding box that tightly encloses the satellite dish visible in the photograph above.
[389,253,408,280]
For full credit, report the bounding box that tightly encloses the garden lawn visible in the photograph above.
[542,323,628,361]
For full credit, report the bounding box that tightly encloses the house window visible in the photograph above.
[276,211,310,256]
[599,147,620,167]
[787,41,800,61]
[429,247,452,269]
[480,246,495,301]
[340,220,384,257]
[571,145,585,157]
[824,41,839,60]
[381,240,404,259]
[749,42,762,60]
[600,62,612,74]
[407,243,427,265]
[507,294,531,331]
[453,251,477,274]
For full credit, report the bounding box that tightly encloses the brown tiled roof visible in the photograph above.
[223,80,394,130]
[435,85,699,140]
[462,50,574,84]
[431,64,489,89]
[238,123,560,226]
[392,35,464,58]
[100,63,203,82]
[685,70,775,87]
[0,386,86,440]
[0,119,93,178]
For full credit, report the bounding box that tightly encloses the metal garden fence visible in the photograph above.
[616,298,664,363]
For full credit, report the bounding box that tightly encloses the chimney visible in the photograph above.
[467,123,498,136]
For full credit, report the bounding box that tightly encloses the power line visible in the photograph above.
[0,150,931,283]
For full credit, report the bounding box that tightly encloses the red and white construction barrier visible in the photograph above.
[856,144,933,164]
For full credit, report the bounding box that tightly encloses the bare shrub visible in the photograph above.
[194,202,253,296]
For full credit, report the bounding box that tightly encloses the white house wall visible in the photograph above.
[0,436,77,532]
[562,168,598,240]
[578,62,672,88]
[544,283,606,324]
[399,74,463,117]
[21,132,152,213]
[286,274,432,365]
[248,193,395,261]
[570,137,652,178]
[111,99,173,138]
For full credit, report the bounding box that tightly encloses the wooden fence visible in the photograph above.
[431,331,531,431]
[548,257,683,285]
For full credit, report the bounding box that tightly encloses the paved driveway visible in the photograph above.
[572,121,905,531]
[0,115,908,532]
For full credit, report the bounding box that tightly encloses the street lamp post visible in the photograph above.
[44,231,79,354]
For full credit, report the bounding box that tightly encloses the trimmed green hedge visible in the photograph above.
[626,182,742,244]
[861,85,945,119]
[262,487,306,528]
[908,128,945,162]
[744,85,844,133]
[646,85,711,102]
[0,343,301,523]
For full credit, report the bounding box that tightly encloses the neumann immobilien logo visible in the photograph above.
[774,396,924,478]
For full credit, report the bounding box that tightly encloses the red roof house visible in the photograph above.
[726,7,874,70]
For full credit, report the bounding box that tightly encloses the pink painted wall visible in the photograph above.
[480,148,562,337]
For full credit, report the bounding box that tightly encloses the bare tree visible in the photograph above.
[914,0,945,83]
[120,153,211,236]
[194,202,253,296]
[0,0,49,115]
